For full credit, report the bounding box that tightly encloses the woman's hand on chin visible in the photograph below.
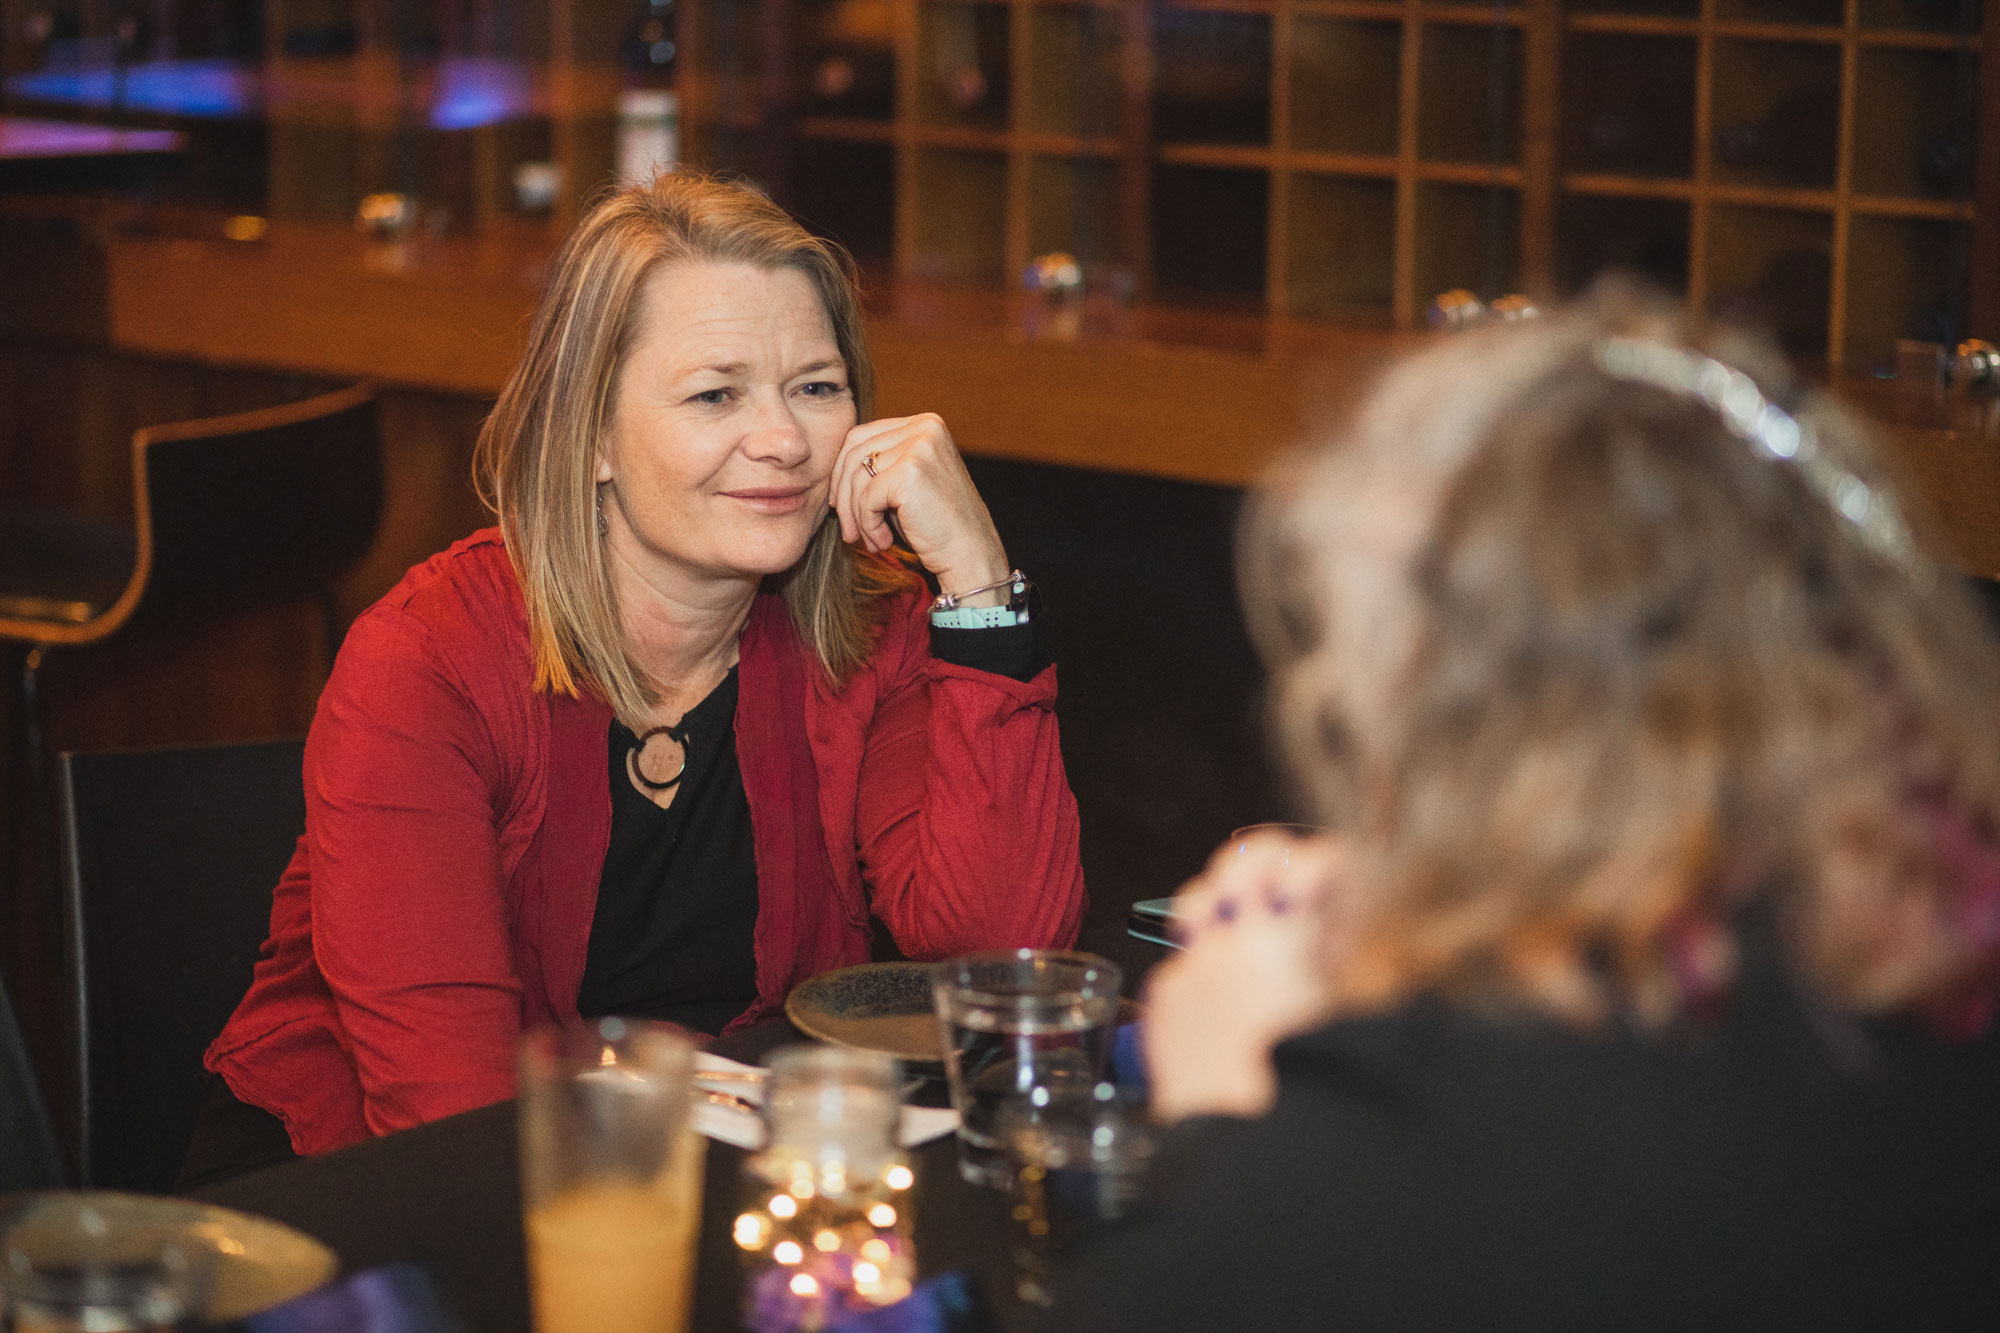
[1143,830,1346,1123]
[831,413,1011,602]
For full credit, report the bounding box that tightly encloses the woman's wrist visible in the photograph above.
[928,541,1013,608]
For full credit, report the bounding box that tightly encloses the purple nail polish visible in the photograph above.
[1214,899,1239,924]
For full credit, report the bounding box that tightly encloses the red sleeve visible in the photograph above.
[854,601,1087,958]
[304,606,523,1137]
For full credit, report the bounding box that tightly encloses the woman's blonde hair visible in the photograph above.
[475,172,911,726]
[1244,284,2000,1029]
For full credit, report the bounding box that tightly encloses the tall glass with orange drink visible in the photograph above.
[518,1019,705,1333]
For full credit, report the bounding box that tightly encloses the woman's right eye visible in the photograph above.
[687,387,734,406]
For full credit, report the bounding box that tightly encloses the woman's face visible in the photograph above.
[596,260,855,593]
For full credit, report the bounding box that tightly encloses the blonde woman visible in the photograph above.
[186,175,1085,1178]
[1057,290,2000,1329]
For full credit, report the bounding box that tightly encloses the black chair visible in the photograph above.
[1,385,379,1015]
[0,958,64,1191]
[57,738,306,1192]
[961,455,1283,941]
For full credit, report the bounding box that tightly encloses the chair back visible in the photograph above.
[134,384,383,626]
[961,455,1280,929]
[58,739,306,1191]
[0,962,64,1191]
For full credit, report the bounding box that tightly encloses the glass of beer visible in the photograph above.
[518,1018,704,1333]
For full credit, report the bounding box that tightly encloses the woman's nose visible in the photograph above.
[742,396,811,463]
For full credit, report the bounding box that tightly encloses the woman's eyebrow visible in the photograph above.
[680,360,748,380]
[790,359,845,377]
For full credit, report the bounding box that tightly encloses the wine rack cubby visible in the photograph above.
[682,0,1994,365]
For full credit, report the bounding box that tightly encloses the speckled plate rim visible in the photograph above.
[785,961,945,1066]
[0,1189,339,1321]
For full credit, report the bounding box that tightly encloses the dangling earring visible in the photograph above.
[596,488,609,537]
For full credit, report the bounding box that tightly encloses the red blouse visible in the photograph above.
[205,531,1087,1155]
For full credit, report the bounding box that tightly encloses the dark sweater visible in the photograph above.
[1049,951,2000,1331]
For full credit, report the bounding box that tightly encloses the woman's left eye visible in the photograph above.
[798,380,846,399]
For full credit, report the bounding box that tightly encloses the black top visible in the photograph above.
[579,666,759,1035]
[1047,938,2000,1332]
[578,617,1049,1035]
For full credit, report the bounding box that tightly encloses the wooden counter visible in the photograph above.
[38,214,2000,572]
[96,218,1421,488]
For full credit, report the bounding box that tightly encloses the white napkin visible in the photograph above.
[692,1052,959,1151]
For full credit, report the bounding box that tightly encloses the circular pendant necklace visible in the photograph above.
[628,717,693,791]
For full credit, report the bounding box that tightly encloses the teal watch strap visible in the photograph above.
[929,602,1033,629]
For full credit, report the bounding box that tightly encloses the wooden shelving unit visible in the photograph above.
[6,0,1981,363]
[681,0,1995,365]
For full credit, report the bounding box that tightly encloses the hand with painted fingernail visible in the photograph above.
[1143,829,1346,1123]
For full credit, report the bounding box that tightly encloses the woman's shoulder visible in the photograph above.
[331,529,534,703]
[349,529,526,652]
[370,527,518,616]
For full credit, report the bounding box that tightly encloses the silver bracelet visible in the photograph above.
[931,569,1028,612]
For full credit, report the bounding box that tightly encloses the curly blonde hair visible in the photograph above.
[1244,285,2000,1028]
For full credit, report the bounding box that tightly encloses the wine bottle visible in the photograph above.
[617,0,678,186]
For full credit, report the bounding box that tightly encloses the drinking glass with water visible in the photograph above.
[931,950,1123,1187]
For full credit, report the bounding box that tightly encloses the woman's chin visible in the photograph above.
[735,536,819,581]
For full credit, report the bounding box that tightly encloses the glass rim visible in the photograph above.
[766,1042,901,1086]
[1229,822,1330,840]
[517,1015,696,1079]
[930,948,1123,1008]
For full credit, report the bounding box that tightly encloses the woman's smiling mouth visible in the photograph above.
[720,485,814,514]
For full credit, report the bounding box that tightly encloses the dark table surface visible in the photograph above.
[192,932,1172,1333]
[198,1019,1023,1332]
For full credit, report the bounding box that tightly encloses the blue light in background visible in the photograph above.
[5,56,536,130]
[428,57,534,130]
[4,59,257,118]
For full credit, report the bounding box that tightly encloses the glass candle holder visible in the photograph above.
[736,1046,917,1332]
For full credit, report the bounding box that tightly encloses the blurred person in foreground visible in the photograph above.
[184,173,1084,1179]
[1051,287,2000,1330]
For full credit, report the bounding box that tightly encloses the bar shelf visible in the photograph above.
[636,0,1999,360]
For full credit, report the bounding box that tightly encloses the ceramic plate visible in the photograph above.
[0,1190,338,1321]
[786,961,944,1064]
